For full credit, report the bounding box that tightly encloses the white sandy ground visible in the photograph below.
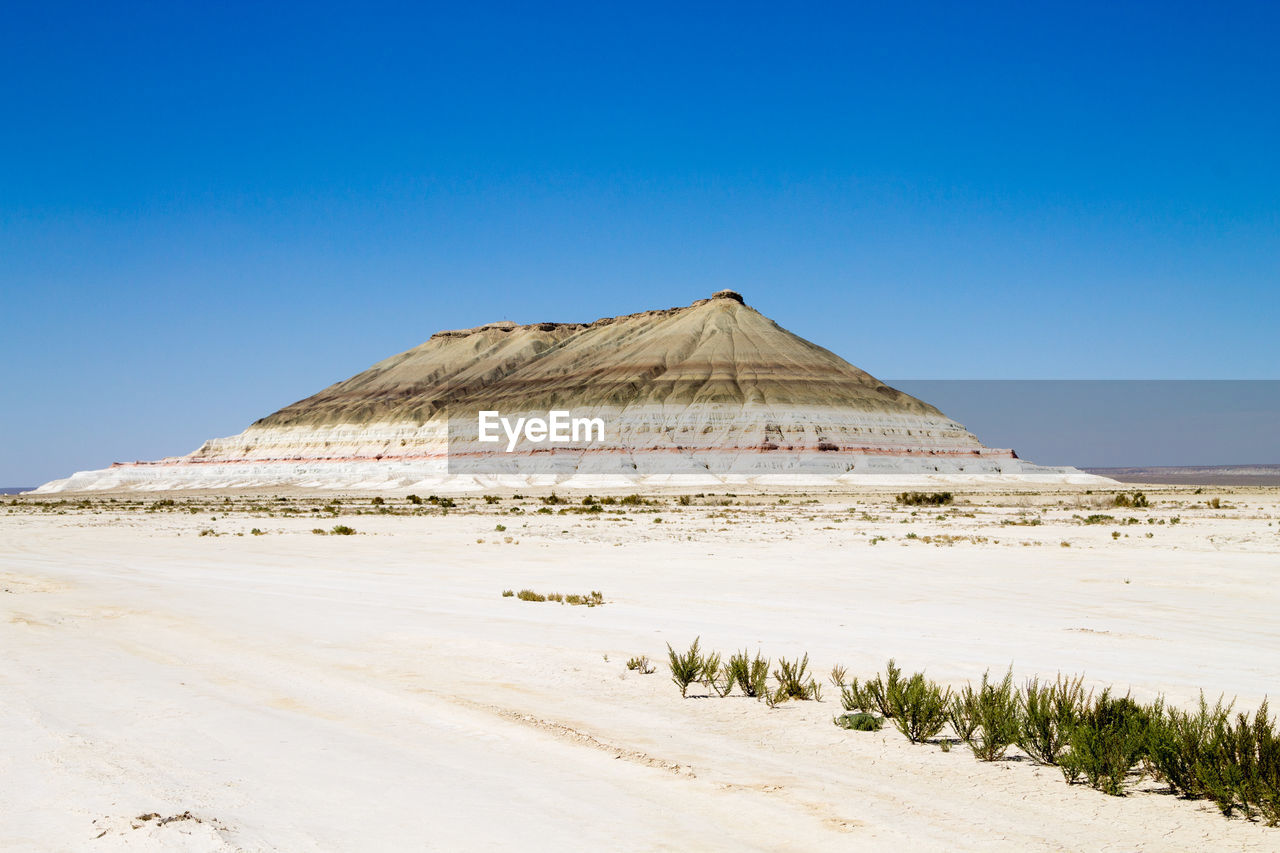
[1,489,1278,851]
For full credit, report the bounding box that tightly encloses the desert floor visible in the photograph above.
[1,487,1278,851]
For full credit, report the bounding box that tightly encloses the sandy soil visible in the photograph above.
[1,488,1278,851]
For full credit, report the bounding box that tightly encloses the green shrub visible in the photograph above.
[667,638,702,698]
[891,673,951,744]
[1112,491,1150,508]
[370,496,384,505]
[949,684,979,743]
[860,660,906,718]
[250,528,265,536]
[725,650,771,699]
[407,494,423,504]
[330,525,356,535]
[311,528,326,535]
[968,668,1020,761]
[699,650,732,697]
[773,654,822,702]
[626,655,655,674]
[1084,514,1115,525]
[484,494,501,504]
[1060,690,1152,795]
[834,713,884,731]
[1018,674,1089,765]
[1146,692,1232,798]
[1194,700,1280,823]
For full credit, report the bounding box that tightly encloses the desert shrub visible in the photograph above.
[495,524,506,532]
[311,528,326,535]
[198,528,215,537]
[541,493,564,505]
[1146,692,1232,798]
[891,673,952,743]
[250,528,265,536]
[949,684,980,743]
[626,655,655,674]
[1084,514,1115,525]
[725,650,771,699]
[897,491,954,507]
[370,496,384,505]
[484,494,501,504]
[839,678,876,714]
[834,712,884,731]
[1194,700,1280,823]
[1207,497,1222,509]
[547,592,564,602]
[501,589,514,597]
[563,591,605,607]
[667,638,702,698]
[1112,491,1150,508]
[968,668,1021,761]
[870,660,911,712]
[407,494,423,504]
[699,650,732,697]
[330,524,356,535]
[1060,690,1152,795]
[1018,674,1089,765]
[516,589,546,602]
[773,654,822,701]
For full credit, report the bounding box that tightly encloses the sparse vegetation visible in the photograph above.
[726,650,771,698]
[626,655,655,674]
[1060,690,1152,795]
[773,654,822,702]
[1018,674,1089,765]
[897,491,954,507]
[966,668,1020,761]
[834,712,884,731]
[330,524,356,535]
[667,637,703,698]
[889,671,951,743]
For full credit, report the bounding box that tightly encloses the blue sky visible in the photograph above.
[2,2,1277,484]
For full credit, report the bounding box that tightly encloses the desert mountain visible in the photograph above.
[36,291,1107,491]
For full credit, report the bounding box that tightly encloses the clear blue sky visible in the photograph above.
[2,2,1277,484]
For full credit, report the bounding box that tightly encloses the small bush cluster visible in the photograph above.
[666,640,821,706]
[827,660,1280,826]
[833,660,948,743]
[897,491,954,506]
[626,655,655,674]
[1112,491,1150,508]
[508,589,605,607]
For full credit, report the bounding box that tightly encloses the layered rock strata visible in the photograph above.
[36,291,1108,491]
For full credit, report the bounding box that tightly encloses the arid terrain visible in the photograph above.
[2,486,1278,851]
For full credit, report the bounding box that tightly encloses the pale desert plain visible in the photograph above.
[2,486,1278,851]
